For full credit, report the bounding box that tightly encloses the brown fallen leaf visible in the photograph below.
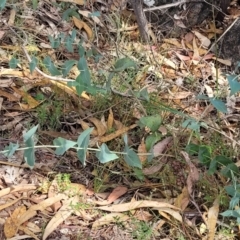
[78,119,98,136]
[207,198,219,240]
[93,186,128,206]
[92,213,129,229]
[153,137,173,157]
[19,194,67,225]
[0,197,23,211]
[107,186,128,203]
[0,184,37,198]
[58,0,84,5]
[64,183,87,196]
[89,117,107,136]
[72,16,93,41]
[100,124,137,143]
[134,210,153,221]
[157,207,182,222]
[193,31,211,48]
[0,116,25,131]
[107,108,114,130]
[43,196,79,240]
[174,187,190,211]
[18,225,39,240]
[48,179,62,212]
[212,57,232,66]
[0,45,40,52]
[181,151,199,195]
[78,10,104,27]
[142,159,168,175]
[4,205,26,238]
[50,80,90,100]
[97,200,180,212]
[163,38,182,48]
[113,119,124,130]
[0,89,19,101]
[12,86,40,109]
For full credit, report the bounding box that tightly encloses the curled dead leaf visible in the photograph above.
[107,108,114,130]
[78,119,98,136]
[72,16,93,41]
[89,117,107,136]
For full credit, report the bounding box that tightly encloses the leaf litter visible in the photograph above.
[0,0,239,239]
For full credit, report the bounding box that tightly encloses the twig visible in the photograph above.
[143,0,204,12]
[0,160,30,168]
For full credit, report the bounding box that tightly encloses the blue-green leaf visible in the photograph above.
[24,139,35,168]
[225,184,240,197]
[221,210,236,217]
[124,148,142,169]
[29,56,38,73]
[114,57,137,72]
[23,125,39,169]
[43,56,61,76]
[214,155,232,166]
[139,88,149,101]
[133,168,145,181]
[78,45,85,56]
[145,132,162,151]
[77,128,94,166]
[230,197,239,209]
[48,35,61,49]
[53,137,77,155]
[32,0,38,10]
[209,98,227,113]
[147,149,154,162]
[96,143,118,163]
[65,35,74,53]
[123,135,142,169]
[62,8,79,21]
[221,163,239,178]
[182,119,201,132]
[227,74,240,96]
[89,11,101,17]
[62,60,76,77]
[70,29,76,40]
[196,94,209,100]
[4,142,19,158]
[138,115,162,132]
[77,57,91,85]
[86,49,93,58]
[208,159,217,175]
[68,74,86,95]
[198,145,211,166]
[23,125,39,142]
[106,72,115,91]
[0,0,6,10]
[186,143,199,156]
[9,57,19,69]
